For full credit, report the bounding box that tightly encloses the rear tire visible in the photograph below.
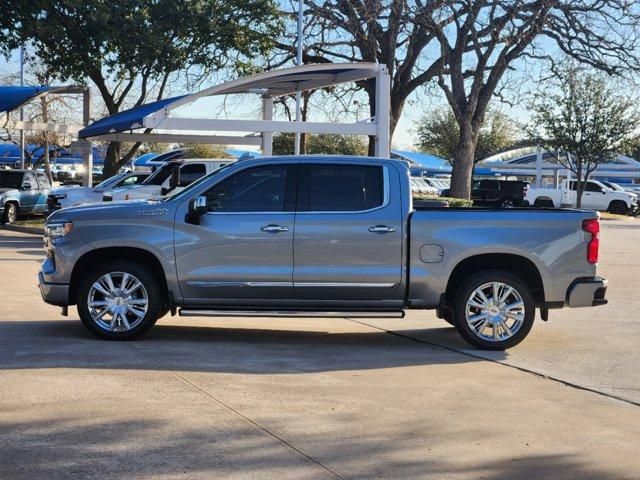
[77,261,161,340]
[533,199,554,208]
[499,197,516,208]
[452,270,535,350]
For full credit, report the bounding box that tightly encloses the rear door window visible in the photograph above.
[299,164,384,212]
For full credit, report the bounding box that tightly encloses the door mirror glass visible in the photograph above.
[186,196,207,225]
[22,182,32,191]
[189,196,207,214]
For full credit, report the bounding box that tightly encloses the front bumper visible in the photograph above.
[566,277,608,308]
[38,271,70,306]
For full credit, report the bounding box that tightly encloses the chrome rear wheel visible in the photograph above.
[465,282,525,343]
[453,270,535,350]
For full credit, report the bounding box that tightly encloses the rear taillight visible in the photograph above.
[582,218,600,264]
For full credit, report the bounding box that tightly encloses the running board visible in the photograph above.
[179,309,405,319]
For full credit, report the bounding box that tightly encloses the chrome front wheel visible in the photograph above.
[78,262,161,340]
[87,272,149,332]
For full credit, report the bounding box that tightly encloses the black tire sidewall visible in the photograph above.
[453,270,535,350]
[77,261,161,340]
[3,203,17,224]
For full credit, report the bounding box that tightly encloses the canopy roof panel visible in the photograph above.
[79,63,383,139]
[79,95,187,138]
[0,85,87,114]
[0,86,52,113]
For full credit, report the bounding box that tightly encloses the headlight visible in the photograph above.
[52,193,67,200]
[45,222,73,238]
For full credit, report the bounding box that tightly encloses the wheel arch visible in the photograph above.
[444,253,545,307]
[69,247,169,307]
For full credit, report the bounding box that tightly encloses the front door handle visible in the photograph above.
[261,224,289,233]
[368,225,397,234]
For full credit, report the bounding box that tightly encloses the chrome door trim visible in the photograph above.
[295,282,397,288]
[185,281,293,288]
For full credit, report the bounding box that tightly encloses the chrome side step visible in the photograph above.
[179,309,405,319]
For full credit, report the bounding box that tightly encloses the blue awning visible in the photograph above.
[0,86,52,113]
[79,95,187,138]
[391,150,451,170]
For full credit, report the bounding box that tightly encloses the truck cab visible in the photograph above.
[103,159,233,202]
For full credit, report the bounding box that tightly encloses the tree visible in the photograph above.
[530,70,640,207]
[416,108,516,163]
[272,132,368,156]
[0,0,282,177]
[279,1,640,199]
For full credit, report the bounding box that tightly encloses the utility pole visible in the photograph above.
[294,0,303,155]
[19,46,25,169]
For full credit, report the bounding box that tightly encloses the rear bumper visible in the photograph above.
[38,271,70,306]
[566,277,608,308]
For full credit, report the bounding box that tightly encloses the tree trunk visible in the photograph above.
[103,142,121,178]
[449,125,478,199]
[575,160,583,208]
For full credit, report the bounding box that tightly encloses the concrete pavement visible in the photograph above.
[0,224,638,479]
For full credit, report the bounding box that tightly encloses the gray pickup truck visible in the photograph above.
[39,156,607,349]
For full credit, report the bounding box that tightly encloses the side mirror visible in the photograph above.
[186,196,207,225]
[170,165,181,189]
[22,182,32,191]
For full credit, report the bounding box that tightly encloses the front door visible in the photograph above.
[20,172,40,213]
[293,162,403,303]
[175,163,297,304]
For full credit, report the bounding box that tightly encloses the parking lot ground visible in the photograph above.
[0,223,639,480]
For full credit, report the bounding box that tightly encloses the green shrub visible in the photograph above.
[413,194,474,207]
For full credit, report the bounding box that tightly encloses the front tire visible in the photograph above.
[452,270,535,350]
[2,203,18,224]
[77,261,161,340]
[608,201,629,215]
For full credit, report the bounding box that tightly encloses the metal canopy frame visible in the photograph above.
[0,85,93,186]
[80,63,391,158]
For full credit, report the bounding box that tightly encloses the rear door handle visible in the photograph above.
[368,225,397,234]
[261,224,289,233]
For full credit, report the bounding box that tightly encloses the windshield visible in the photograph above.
[164,163,233,202]
[94,172,126,189]
[0,171,23,189]
[143,162,177,186]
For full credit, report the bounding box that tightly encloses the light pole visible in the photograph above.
[19,46,25,169]
[294,0,303,155]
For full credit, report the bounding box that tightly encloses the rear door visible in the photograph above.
[292,161,403,302]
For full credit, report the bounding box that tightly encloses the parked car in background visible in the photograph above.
[47,171,150,214]
[41,155,607,350]
[103,159,233,202]
[422,177,450,195]
[410,177,439,195]
[526,179,638,215]
[470,179,529,208]
[0,169,51,223]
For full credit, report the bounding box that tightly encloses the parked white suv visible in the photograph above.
[103,159,233,202]
[526,179,638,215]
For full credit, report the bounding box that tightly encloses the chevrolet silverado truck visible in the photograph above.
[39,156,608,350]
